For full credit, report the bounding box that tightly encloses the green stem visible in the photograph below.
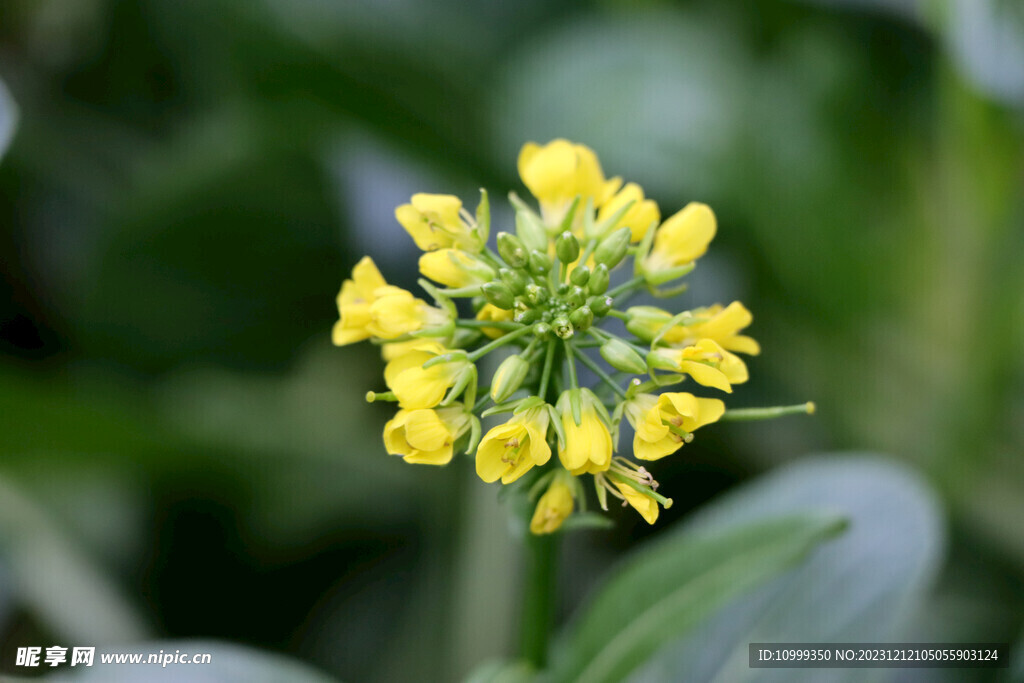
[574,348,628,399]
[520,528,558,668]
[606,275,645,299]
[538,340,557,401]
[467,324,535,362]
[456,319,523,331]
[606,309,630,321]
[563,340,579,389]
[719,403,816,421]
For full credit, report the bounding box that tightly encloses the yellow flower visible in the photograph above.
[643,202,716,274]
[625,392,725,461]
[384,344,471,409]
[383,407,470,466]
[476,303,514,339]
[625,301,760,356]
[380,338,448,362]
[556,389,613,475]
[476,407,551,484]
[653,339,749,393]
[529,479,575,534]
[418,248,495,288]
[613,481,659,525]
[597,182,661,242]
[518,139,622,224]
[332,256,448,345]
[395,193,478,252]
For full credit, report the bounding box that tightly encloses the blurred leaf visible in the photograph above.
[50,640,336,682]
[631,454,945,683]
[463,659,534,683]
[0,473,151,644]
[0,77,16,161]
[546,514,847,683]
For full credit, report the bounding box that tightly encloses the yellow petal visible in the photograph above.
[529,481,574,535]
[648,202,716,270]
[403,409,451,452]
[614,482,659,524]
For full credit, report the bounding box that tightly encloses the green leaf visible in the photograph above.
[463,659,535,683]
[547,513,846,683]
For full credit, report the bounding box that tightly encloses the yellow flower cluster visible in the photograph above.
[332,139,811,534]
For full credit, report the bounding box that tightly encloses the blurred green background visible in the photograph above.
[0,0,1022,680]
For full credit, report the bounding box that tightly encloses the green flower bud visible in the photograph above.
[482,281,515,310]
[497,232,528,268]
[568,305,593,331]
[593,227,631,269]
[588,295,613,317]
[525,283,549,305]
[567,285,586,308]
[556,283,570,296]
[515,308,542,324]
[491,354,530,402]
[589,263,610,294]
[552,314,574,339]
[528,250,552,275]
[499,267,527,295]
[646,349,679,371]
[599,337,647,374]
[569,265,591,287]
[555,231,580,264]
[516,211,548,253]
[533,322,552,338]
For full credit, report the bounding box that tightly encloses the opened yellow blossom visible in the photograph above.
[625,392,725,460]
[613,481,659,524]
[597,182,661,242]
[643,202,716,275]
[384,344,471,409]
[529,479,575,534]
[626,301,760,356]
[476,407,552,484]
[556,390,613,475]
[419,248,495,288]
[395,193,478,252]
[332,256,448,345]
[653,338,749,393]
[380,337,450,362]
[383,407,471,465]
[518,139,621,224]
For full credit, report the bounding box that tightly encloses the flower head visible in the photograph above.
[651,339,749,393]
[556,389,613,475]
[625,392,725,460]
[384,407,471,465]
[332,256,449,345]
[384,343,472,409]
[529,478,575,534]
[518,139,621,225]
[597,182,660,242]
[642,202,716,277]
[395,193,480,252]
[476,407,552,484]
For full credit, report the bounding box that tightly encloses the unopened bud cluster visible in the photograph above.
[331,139,812,533]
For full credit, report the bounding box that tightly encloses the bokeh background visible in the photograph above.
[1,0,1022,680]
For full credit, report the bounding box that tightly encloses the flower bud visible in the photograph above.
[552,314,574,339]
[525,283,549,305]
[497,232,528,268]
[533,322,552,337]
[528,250,552,275]
[515,308,543,324]
[516,211,548,253]
[499,267,527,295]
[490,354,530,402]
[599,338,647,374]
[569,265,591,287]
[569,305,593,331]
[482,281,515,310]
[589,263,610,294]
[567,286,586,308]
[593,227,631,269]
[555,231,580,264]
[588,295,613,317]
[646,349,679,371]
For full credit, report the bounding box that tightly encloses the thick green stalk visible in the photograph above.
[519,528,558,668]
